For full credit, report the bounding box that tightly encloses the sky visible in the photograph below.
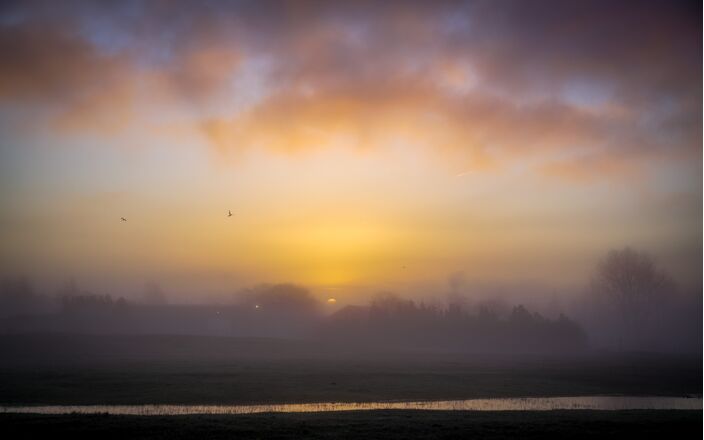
[0,0,701,302]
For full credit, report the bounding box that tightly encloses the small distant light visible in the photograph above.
[327,298,337,304]
[255,304,261,309]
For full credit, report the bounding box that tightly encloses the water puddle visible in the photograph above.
[1,396,701,415]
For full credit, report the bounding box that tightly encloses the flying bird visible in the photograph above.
[121,217,127,222]
[228,210,233,217]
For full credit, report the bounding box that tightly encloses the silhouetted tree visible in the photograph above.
[0,277,52,317]
[242,283,320,315]
[591,247,675,347]
[323,293,588,352]
[143,282,168,305]
[236,284,322,337]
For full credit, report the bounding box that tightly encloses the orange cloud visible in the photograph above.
[0,24,128,101]
[0,0,698,184]
[199,74,647,181]
[539,152,640,183]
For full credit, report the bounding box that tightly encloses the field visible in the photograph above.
[0,334,701,406]
[1,411,701,439]
[0,334,700,438]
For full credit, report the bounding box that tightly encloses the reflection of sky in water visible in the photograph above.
[2,396,701,415]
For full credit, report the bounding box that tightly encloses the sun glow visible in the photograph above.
[0,0,699,297]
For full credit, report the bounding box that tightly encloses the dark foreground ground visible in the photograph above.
[1,410,701,439]
[0,334,701,405]
[1,334,701,439]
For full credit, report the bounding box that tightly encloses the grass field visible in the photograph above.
[1,334,700,439]
[0,334,700,406]
[1,410,701,439]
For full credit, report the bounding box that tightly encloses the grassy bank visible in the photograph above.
[1,334,700,406]
[1,410,701,439]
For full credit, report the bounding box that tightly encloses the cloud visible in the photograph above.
[0,0,699,181]
[0,23,127,101]
[199,74,658,181]
[539,152,640,183]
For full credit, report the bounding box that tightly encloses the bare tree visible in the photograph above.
[447,271,467,312]
[143,282,168,305]
[591,247,674,347]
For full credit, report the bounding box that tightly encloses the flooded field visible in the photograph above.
[2,396,701,415]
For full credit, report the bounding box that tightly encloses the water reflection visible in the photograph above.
[1,396,701,415]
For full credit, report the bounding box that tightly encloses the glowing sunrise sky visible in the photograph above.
[0,1,701,300]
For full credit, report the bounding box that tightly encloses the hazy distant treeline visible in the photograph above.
[322,293,587,352]
[0,248,700,354]
[0,279,585,352]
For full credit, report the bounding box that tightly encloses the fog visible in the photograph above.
[1,248,700,355]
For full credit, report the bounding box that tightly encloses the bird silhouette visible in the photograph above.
[121,217,127,222]
[228,210,233,217]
